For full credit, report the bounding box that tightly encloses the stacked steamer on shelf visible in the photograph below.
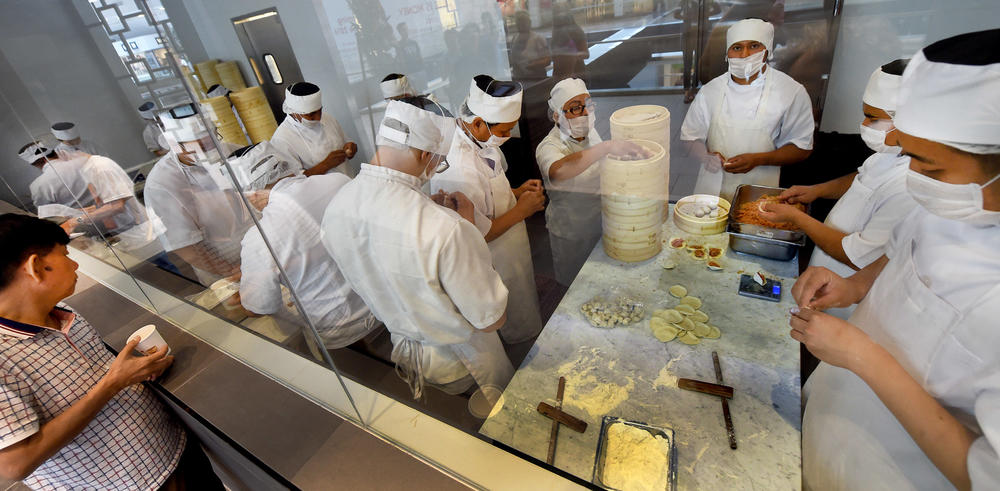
[609,105,671,220]
[601,139,666,262]
[200,96,247,146]
[230,86,278,143]
[194,60,221,91]
[215,61,247,90]
[181,66,205,99]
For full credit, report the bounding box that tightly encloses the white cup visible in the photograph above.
[468,385,505,419]
[130,324,170,356]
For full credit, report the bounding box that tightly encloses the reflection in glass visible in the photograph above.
[262,53,283,84]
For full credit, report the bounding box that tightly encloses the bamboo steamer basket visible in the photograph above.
[216,61,246,90]
[610,105,671,220]
[200,96,248,146]
[231,87,277,143]
[673,194,732,235]
[601,139,665,262]
[181,66,205,99]
[194,60,220,91]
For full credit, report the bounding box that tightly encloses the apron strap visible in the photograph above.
[391,337,426,400]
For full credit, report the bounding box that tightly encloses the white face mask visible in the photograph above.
[906,169,1000,227]
[291,115,322,131]
[481,121,510,148]
[859,119,899,154]
[560,112,595,139]
[728,50,766,80]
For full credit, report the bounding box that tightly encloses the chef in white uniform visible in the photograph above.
[19,142,95,221]
[270,82,358,176]
[322,97,512,400]
[791,29,1000,490]
[236,142,376,349]
[431,75,544,344]
[143,104,254,284]
[50,122,103,159]
[138,101,169,156]
[681,18,814,201]
[759,59,916,319]
[380,73,416,100]
[535,78,649,286]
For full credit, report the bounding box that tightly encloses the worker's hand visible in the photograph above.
[515,189,546,218]
[514,179,543,198]
[60,219,78,235]
[244,190,270,211]
[325,149,348,167]
[607,140,652,160]
[723,154,760,174]
[702,152,725,173]
[102,337,173,393]
[431,190,452,209]
[791,266,864,311]
[343,142,358,159]
[780,185,822,204]
[449,192,476,224]
[789,307,875,371]
[758,202,805,225]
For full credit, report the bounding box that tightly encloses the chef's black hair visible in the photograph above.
[881,59,909,76]
[229,142,259,159]
[382,73,405,82]
[397,95,454,118]
[138,101,155,111]
[17,142,56,163]
[51,121,75,131]
[0,214,69,290]
[288,82,320,96]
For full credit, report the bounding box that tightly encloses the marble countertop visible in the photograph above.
[481,205,802,490]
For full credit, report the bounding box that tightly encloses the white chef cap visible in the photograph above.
[50,122,79,141]
[138,101,157,119]
[726,18,774,56]
[18,141,50,163]
[466,75,523,124]
[895,29,1000,154]
[206,84,231,98]
[380,73,415,99]
[282,82,323,115]
[548,78,589,114]
[377,96,455,156]
[229,141,300,191]
[862,59,907,115]
[159,103,208,143]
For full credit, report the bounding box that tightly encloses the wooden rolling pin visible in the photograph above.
[677,378,734,399]
[537,402,588,434]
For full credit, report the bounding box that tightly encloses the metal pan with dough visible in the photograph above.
[592,416,677,491]
[728,184,811,242]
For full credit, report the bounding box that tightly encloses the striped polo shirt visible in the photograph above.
[0,305,185,490]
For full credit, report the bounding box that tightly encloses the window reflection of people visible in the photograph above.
[380,73,416,101]
[50,122,103,159]
[18,142,99,227]
[535,78,648,286]
[269,82,358,176]
[235,142,377,349]
[682,19,814,201]
[758,60,915,321]
[551,11,589,81]
[142,104,252,283]
[433,75,544,345]
[138,101,169,156]
[794,30,1000,491]
[395,22,422,77]
[322,97,512,400]
[510,11,551,81]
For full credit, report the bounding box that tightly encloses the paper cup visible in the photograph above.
[130,324,169,356]
[468,385,505,419]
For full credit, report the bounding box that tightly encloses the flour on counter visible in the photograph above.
[603,422,671,491]
[653,366,677,388]
[556,347,635,419]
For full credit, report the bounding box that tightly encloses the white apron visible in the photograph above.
[545,132,603,286]
[488,169,544,344]
[803,234,966,490]
[693,72,778,202]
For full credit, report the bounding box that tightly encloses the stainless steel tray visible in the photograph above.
[727,222,803,261]
[592,416,677,491]
[728,184,810,242]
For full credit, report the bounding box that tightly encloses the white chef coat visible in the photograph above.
[270,113,349,176]
[535,124,603,285]
[143,152,253,280]
[808,152,914,319]
[29,155,95,218]
[240,174,374,349]
[54,140,103,160]
[680,67,814,151]
[78,155,140,230]
[142,121,169,154]
[803,208,1000,490]
[432,128,544,344]
[322,164,510,386]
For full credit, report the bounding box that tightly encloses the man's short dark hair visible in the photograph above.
[0,214,70,290]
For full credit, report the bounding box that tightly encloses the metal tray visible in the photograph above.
[728,184,810,242]
[592,416,677,491]
[727,222,803,261]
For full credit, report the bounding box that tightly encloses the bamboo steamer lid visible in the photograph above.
[215,61,246,90]
[195,60,220,91]
[610,107,672,221]
[231,87,278,143]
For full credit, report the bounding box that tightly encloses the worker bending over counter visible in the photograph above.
[682,18,814,201]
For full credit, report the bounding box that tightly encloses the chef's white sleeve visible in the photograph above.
[238,228,282,315]
[437,220,508,329]
[430,167,493,236]
[775,85,815,150]
[679,89,713,142]
[535,137,570,183]
[143,183,204,251]
[842,190,916,269]
[966,303,1000,490]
